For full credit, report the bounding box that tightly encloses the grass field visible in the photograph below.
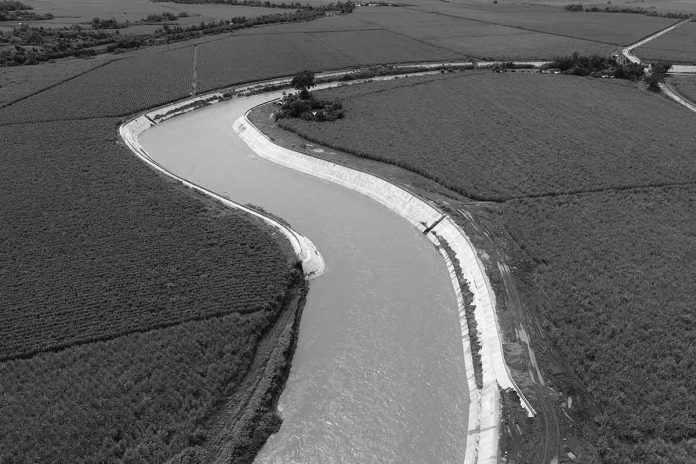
[280,72,696,200]
[635,21,696,63]
[273,72,696,462]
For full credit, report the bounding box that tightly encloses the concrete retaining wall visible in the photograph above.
[119,115,325,278]
[234,113,537,464]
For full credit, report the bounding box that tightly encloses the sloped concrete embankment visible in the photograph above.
[119,115,325,278]
[234,113,537,464]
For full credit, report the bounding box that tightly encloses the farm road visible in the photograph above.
[623,17,696,112]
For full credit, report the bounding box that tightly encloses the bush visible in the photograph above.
[613,63,644,80]
[645,61,672,91]
[275,93,343,122]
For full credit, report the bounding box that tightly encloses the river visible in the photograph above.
[139,91,469,463]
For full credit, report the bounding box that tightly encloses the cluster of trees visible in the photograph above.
[547,52,645,79]
[92,12,190,30]
[275,70,345,121]
[547,52,673,91]
[155,0,355,12]
[644,60,673,91]
[565,3,691,18]
[0,0,53,21]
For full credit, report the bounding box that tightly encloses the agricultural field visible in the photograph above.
[0,47,194,123]
[395,2,679,46]
[0,118,294,360]
[187,28,457,93]
[0,117,303,461]
[502,186,696,448]
[635,20,696,63]
[0,311,277,463]
[272,72,696,462]
[0,56,109,106]
[669,74,696,101]
[279,72,696,200]
[349,7,616,59]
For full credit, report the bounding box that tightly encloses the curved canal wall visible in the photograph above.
[119,64,544,463]
[234,111,537,464]
[120,115,325,278]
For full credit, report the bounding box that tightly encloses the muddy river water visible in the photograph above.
[140,92,469,463]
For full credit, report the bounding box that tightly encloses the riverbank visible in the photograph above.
[132,84,476,462]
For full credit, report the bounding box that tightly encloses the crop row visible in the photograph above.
[0,118,293,361]
[0,310,273,463]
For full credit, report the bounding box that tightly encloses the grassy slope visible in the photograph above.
[276,72,696,462]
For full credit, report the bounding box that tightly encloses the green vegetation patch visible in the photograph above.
[0,118,294,361]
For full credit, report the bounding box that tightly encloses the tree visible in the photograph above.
[290,70,315,99]
[644,61,672,92]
